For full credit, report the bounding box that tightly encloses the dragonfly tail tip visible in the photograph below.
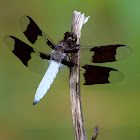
[33,100,38,105]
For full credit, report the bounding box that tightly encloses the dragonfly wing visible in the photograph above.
[80,44,132,64]
[20,15,55,53]
[4,35,51,74]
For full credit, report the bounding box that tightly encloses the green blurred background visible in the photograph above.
[0,0,140,140]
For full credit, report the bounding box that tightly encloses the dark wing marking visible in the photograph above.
[61,60,75,67]
[40,53,51,60]
[81,65,124,85]
[20,15,55,52]
[4,35,51,74]
[80,44,132,64]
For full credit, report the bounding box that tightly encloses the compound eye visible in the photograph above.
[73,38,76,42]
[64,34,67,40]
[72,34,77,42]
[64,32,70,40]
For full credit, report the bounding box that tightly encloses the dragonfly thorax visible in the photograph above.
[51,43,67,62]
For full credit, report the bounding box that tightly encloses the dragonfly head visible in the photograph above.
[64,32,77,44]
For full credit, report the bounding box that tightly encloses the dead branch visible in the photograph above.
[69,11,89,140]
[91,126,99,140]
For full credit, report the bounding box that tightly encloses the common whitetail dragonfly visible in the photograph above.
[4,16,132,105]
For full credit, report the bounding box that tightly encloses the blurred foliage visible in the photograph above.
[0,0,140,140]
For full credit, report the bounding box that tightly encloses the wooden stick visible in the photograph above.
[69,11,90,140]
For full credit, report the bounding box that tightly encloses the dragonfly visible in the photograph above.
[4,16,132,105]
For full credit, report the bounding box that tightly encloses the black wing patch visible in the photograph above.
[4,36,51,74]
[61,60,75,67]
[80,44,132,64]
[40,53,51,60]
[82,65,124,85]
[90,44,132,63]
[23,16,42,44]
[9,36,34,66]
[20,15,55,50]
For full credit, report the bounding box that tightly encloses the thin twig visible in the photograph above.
[91,126,99,140]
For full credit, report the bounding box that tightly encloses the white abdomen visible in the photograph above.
[33,61,60,105]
